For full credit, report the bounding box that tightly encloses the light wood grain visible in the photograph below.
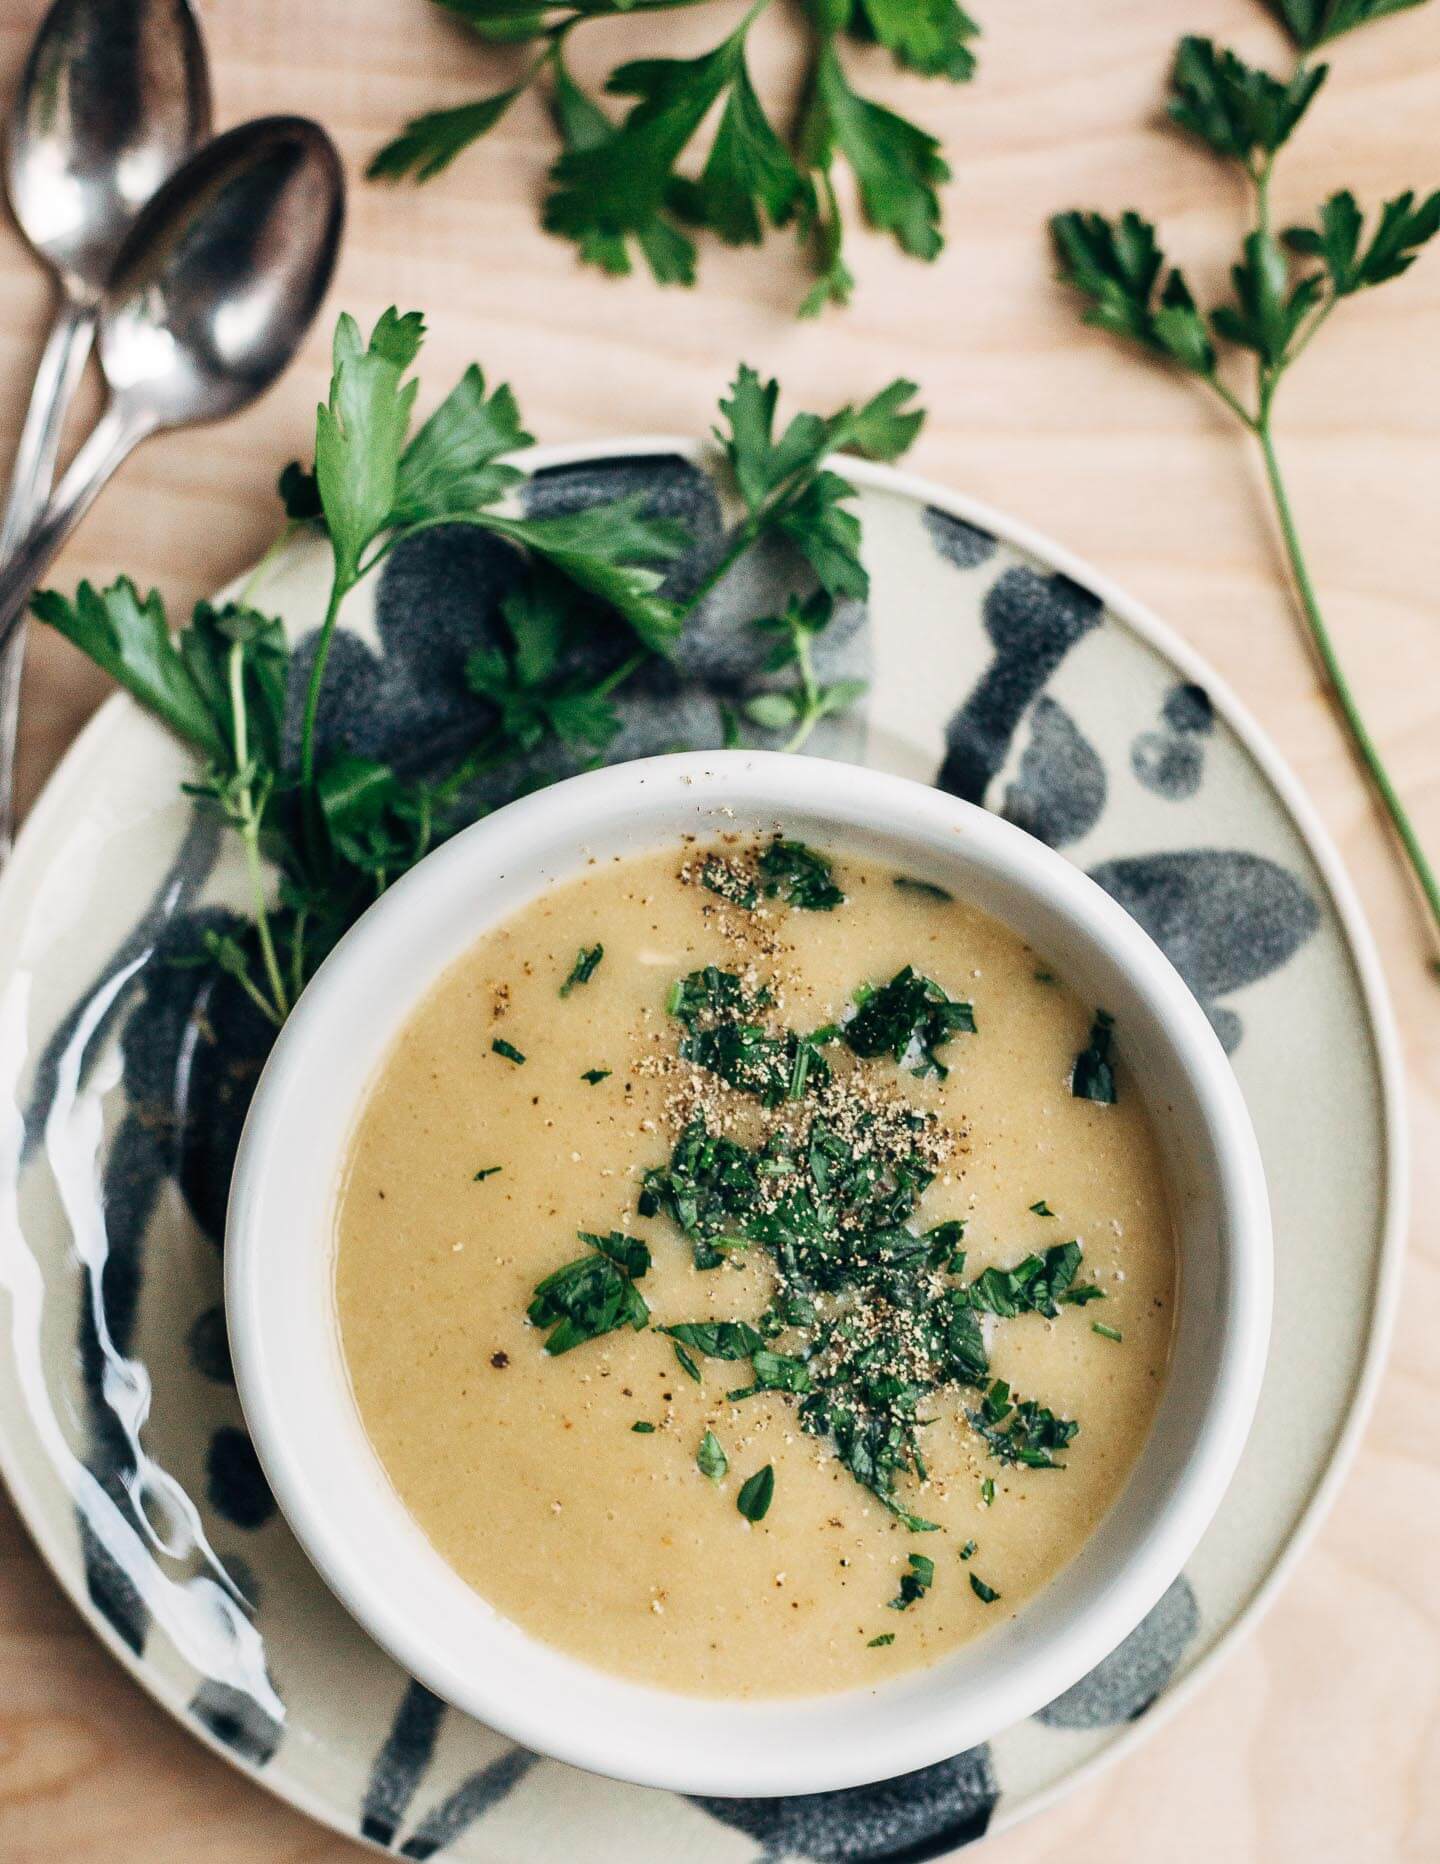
[0,1,1437,1858]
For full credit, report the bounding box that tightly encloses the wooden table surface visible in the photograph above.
[0,1,1436,1858]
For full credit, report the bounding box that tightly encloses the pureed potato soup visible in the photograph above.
[335,835,1177,1696]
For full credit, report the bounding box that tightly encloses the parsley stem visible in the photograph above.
[228,639,289,1022]
[684,516,762,614]
[1256,417,1440,966]
[289,904,309,1003]
[299,574,351,865]
[782,624,822,752]
[238,519,300,610]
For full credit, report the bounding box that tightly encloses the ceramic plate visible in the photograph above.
[0,444,1404,1861]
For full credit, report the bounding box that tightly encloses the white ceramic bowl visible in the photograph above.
[226,750,1271,1797]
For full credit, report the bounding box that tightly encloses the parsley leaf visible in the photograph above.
[810,43,949,261]
[969,1572,1000,1604]
[548,50,697,286]
[315,309,423,589]
[527,1229,651,1354]
[492,1037,526,1064]
[560,944,604,997]
[969,1382,1079,1469]
[1263,0,1428,47]
[369,87,528,184]
[713,364,923,603]
[758,837,845,910]
[660,1321,765,1361]
[474,498,687,657]
[1071,1010,1117,1104]
[736,1464,775,1521]
[1050,211,1217,377]
[391,364,532,523]
[697,1431,728,1480]
[1284,187,1440,294]
[30,577,228,762]
[1168,37,1327,167]
[848,0,980,82]
[887,1550,935,1610]
[966,1243,1103,1319]
[843,965,976,1077]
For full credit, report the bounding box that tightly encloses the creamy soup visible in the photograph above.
[335,836,1176,1697]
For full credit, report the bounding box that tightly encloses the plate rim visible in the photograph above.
[0,438,1408,1854]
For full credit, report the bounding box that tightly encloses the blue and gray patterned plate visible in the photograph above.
[0,445,1404,1860]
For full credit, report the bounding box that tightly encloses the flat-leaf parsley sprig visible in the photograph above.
[369,0,980,314]
[1051,0,1440,970]
[32,310,923,1027]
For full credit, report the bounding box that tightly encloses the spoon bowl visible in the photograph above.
[6,0,211,304]
[0,114,344,650]
[100,116,346,432]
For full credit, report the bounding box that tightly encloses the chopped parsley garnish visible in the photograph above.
[661,1320,764,1360]
[966,1243,1104,1319]
[893,876,953,901]
[727,1347,812,1400]
[699,853,759,909]
[521,887,1111,1577]
[969,1573,1000,1605]
[736,1464,775,1522]
[683,1021,831,1108]
[1093,1321,1124,1343]
[696,1431,727,1481]
[958,1539,977,1560]
[580,1068,611,1085]
[473,1166,502,1182]
[491,1037,526,1064]
[560,944,604,996]
[968,1380,1079,1469]
[887,1552,935,1611]
[631,1421,656,1433]
[526,1229,650,1354]
[664,965,829,1107]
[667,965,769,1026]
[867,1632,896,1647]
[758,837,845,910]
[842,965,976,1077]
[1072,1009,1118,1103]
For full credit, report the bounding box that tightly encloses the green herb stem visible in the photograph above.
[300,574,350,859]
[227,640,289,1023]
[684,516,763,616]
[1255,417,1440,960]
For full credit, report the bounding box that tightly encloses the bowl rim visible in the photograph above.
[226,749,1272,1796]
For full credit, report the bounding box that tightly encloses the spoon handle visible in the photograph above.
[0,403,146,661]
[0,297,96,857]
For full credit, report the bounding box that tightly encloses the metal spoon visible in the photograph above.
[1,0,211,847]
[0,115,345,655]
